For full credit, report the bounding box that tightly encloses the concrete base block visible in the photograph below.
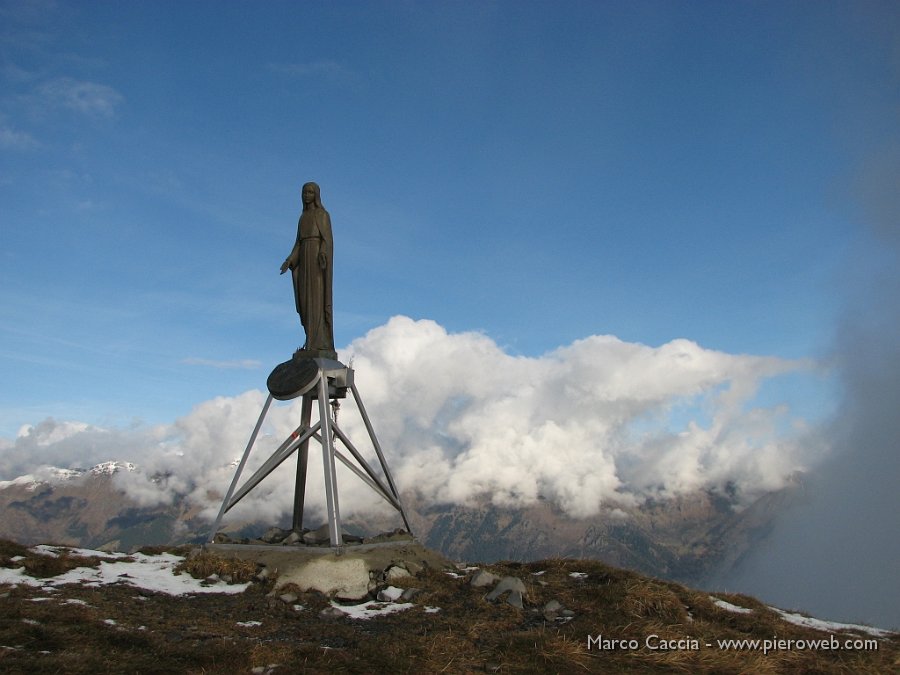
[276,556,370,600]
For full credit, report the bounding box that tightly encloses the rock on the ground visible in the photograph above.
[486,576,528,608]
[470,570,500,588]
[282,531,303,545]
[400,587,421,601]
[377,586,404,602]
[543,599,565,620]
[275,557,370,600]
[318,606,345,620]
[384,564,411,581]
[261,527,291,544]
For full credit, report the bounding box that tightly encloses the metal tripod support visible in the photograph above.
[208,360,411,547]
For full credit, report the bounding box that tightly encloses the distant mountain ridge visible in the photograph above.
[382,482,800,586]
[0,461,137,491]
[0,461,799,590]
[0,462,204,552]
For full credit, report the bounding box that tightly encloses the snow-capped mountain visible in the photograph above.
[0,461,137,492]
[0,460,801,591]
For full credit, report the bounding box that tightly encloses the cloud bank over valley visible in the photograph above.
[1,317,820,524]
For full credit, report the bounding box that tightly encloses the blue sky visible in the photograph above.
[0,0,895,434]
[2,1,899,627]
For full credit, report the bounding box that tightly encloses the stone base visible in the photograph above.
[204,538,453,600]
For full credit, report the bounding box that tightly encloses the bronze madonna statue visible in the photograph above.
[280,182,336,359]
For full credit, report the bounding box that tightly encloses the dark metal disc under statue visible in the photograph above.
[266,354,322,400]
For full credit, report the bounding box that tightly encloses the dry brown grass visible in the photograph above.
[0,539,29,560]
[0,541,896,674]
[620,579,689,623]
[174,549,260,584]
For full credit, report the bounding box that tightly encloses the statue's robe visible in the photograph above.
[286,207,334,353]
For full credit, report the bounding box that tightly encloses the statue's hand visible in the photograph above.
[280,260,291,274]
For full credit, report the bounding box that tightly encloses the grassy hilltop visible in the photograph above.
[0,539,895,674]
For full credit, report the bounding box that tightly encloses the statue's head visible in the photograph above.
[301,182,323,210]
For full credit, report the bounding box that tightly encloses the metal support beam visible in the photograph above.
[210,364,411,547]
[333,447,403,511]
[317,369,343,546]
[225,420,321,511]
[208,394,272,542]
[351,382,412,533]
[330,422,397,508]
[292,395,313,531]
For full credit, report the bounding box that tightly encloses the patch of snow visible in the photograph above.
[90,461,136,476]
[444,571,463,578]
[424,606,441,613]
[0,567,44,587]
[710,597,754,614]
[10,556,25,562]
[48,467,85,481]
[771,608,893,638]
[0,474,44,491]
[1,550,249,597]
[330,600,415,620]
[103,619,117,626]
[49,553,250,596]
[30,545,129,560]
[236,621,262,628]
[0,466,86,491]
[29,545,62,558]
[531,570,546,576]
[569,572,588,579]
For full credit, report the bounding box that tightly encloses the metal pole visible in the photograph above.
[211,368,411,544]
[292,394,313,531]
[225,420,321,511]
[330,421,396,506]
[311,427,402,510]
[351,382,412,533]
[333,447,403,511]
[318,372,343,546]
[208,394,273,542]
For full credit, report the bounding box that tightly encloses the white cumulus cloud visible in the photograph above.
[0,317,819,523]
